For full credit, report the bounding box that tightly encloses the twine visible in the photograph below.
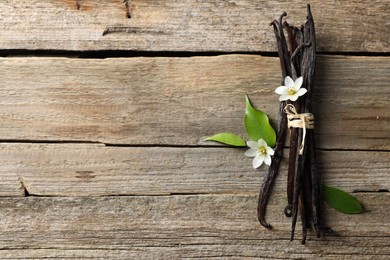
[284,104,314,155]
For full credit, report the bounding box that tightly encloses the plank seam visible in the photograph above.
[0,49,278,59]
[2,190,387,199]
[1,50,389,59]
[1,140,389,152]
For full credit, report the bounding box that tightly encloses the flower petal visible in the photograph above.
[279,95,290,101]
[246,141,259,149]
[294,76,303,89]
[297,88,307,97]
[244,148,258,157]
[257,138,267,147]
[264,154,272,166]
[275,86,288,95]
[266,147,275,155]
[284,76,294,88]
[289,93,299,101]
[253,154,264,169]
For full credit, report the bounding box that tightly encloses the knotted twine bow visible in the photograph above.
[284,104,314,155]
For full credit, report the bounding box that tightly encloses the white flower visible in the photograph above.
[244,139,275,169]
[275,76,307,102]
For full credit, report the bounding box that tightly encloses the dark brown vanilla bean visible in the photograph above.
[290,128,305,241]
[290,5,318,243]
[256,101,287,228]
[285,23,303,216]
[300,5,322,239]
[307,132,321,237]
[257,13,290,228]
[299,193,308,244]
[298,143,315,244]
[271,13,292,78]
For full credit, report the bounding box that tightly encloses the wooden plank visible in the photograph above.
[0,249,387,260]
[0,55,388,149]
[1,144,388,197]
[0,0,388,52]
[0,194,388,258]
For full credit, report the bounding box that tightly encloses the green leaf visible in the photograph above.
[204,133,247,147]
[244,94,276,147]
[323,184,364,214]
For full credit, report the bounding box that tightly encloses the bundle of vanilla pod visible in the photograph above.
[257,5,329,244]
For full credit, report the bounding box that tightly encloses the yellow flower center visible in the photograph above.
[287,87,297,95]
[258,146,267,155]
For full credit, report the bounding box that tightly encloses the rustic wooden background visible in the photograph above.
[0,0,389,259]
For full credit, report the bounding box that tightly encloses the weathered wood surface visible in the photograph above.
[0,1,389,258]
[0,0,389,52]
[1,142,388,258]
[0,194,388,259]
[0,55,389,150]
[0,144,388,197]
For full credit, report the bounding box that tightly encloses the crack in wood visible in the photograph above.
[102,27,168,36]
[123,0,132,19]
[353,189,389,193]
[76,0,81,10]
[18,177,30,197]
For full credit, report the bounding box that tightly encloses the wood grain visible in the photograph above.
[0,194,388,258]
[0,1,388,258]
[0,1,388,52]
[1,144,388,197]
[0,55,389,149]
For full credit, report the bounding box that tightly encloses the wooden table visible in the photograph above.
[0,1,389,258]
